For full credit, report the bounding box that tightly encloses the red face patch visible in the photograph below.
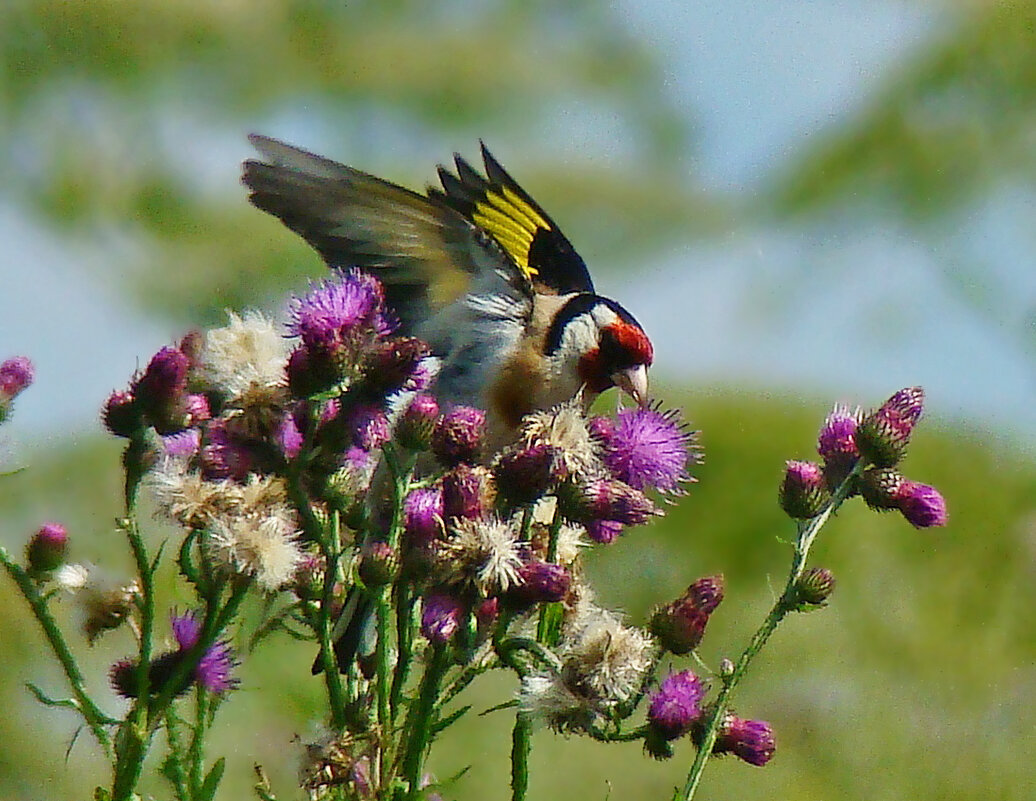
[577,321,654,392]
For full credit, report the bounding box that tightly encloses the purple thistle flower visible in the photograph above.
[421,594,465,644]
[442,464,488,522]
[507,560,571,607]
[779,460,829,519]
[431,406,486,467]
[0,356,34,400]
[27,522,69,574]
[817,404,862,486]
[276,412,304,459]
[346,403,391,451]
[648,670,706,740]
[287,269,394,349]
[162,428,202,457]
[592,403,697,494]
[200,419,253,481]
[713,715,776,766]
[584,519,624,544]
[170,610,238,694]
[404,487,445,546]
[362,337,431,396]
[856,386,925,468]
[895,480,948,529]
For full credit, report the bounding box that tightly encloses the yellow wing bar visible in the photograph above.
[472,185,552,281]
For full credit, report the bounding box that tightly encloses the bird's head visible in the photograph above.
[545,293,653,407]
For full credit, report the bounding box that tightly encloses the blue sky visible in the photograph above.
[3,0,1033,459]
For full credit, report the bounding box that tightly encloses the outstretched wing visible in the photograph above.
[242,135,530,335]
[430,143,595,296]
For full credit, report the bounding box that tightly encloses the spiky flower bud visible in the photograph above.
[361,337,431,396]
[816,404,861,486]
[0,356,34,414]
[396,394,440,451]
[346,403,390,451]
[778,460,829,519]
[584,519,624,544]
[795,567,836,606]
[26,522,69,575]
[558,478,658,527]
[858,467,904,511]
[649,575,725,655]
[712,714,776,766]
[648,670,706,740]
[895,480,948,529]
[358,541,398,587]
[431,406,486,466]
[493,443,564,506]
[403,487,445,547]
[506,560,571,608]
[292,553,326,601]
[102,390,142,438]
[442,464,491,522]
[134,347,190,419]
[856,387,924,468]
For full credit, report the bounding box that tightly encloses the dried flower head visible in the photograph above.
[437,516,524,596]
[518,399,602,480]
[560,606,655,705]
[205,506,303,590]
[202,310,288,402]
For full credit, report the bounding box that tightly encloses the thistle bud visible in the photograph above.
[856,387,924,468]
[506,560,571,608]
[134,347,189,414]
[403,487,445,547]
[358,541,398,587]
[895,480,948,529]
[858,467,904,511]
[493,443,563,506]
[346,403,390,451]
[442,464,491,522]
[286,345,338,398]
[816,404,861,486]
[712,714,776,766]
[647,670,706,740]
[102,390,142,438]
[778,460,829,519]
[558,478,658,527]
[26,522,69,575]
[292,553,326,601]
[396,394,439,451]
[0,356,34,407]
[420,593,465,644]
[431,406,485,467]
[650,575,725,655]
[584,519,624,544]
[795,567,836,606]
[361,337,430,396]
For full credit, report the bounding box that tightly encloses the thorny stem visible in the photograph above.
[675,463,864,801]
[400,644,449,801]
[510,716,531,801]
[317,513,348,730]
[0,549,116,756]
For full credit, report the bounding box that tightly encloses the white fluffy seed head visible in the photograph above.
[519,399,603,481]
[205,505,303,590]
[438,516,524,596]
[559,605,655,704]
[201,310,288,402]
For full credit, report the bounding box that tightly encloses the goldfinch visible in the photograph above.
[242,136,653,449]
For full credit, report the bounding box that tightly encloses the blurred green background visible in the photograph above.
[1,1,1034,800]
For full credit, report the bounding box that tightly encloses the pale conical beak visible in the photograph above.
[612,364,649,407]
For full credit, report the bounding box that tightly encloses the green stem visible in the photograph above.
[510,716,531,801]
[401,645,448,800]
[0,549,115,756]
[189,686,209,798]
[317,513,348,729]
[390,582,416,715]
[675,464,863,801]
[163,710,190,801]
[373,587,393,778]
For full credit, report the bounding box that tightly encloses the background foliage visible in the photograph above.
[2,1,1033,799]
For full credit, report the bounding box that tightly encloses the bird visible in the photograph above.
[242,135,653,453]
[242,137,655,672]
